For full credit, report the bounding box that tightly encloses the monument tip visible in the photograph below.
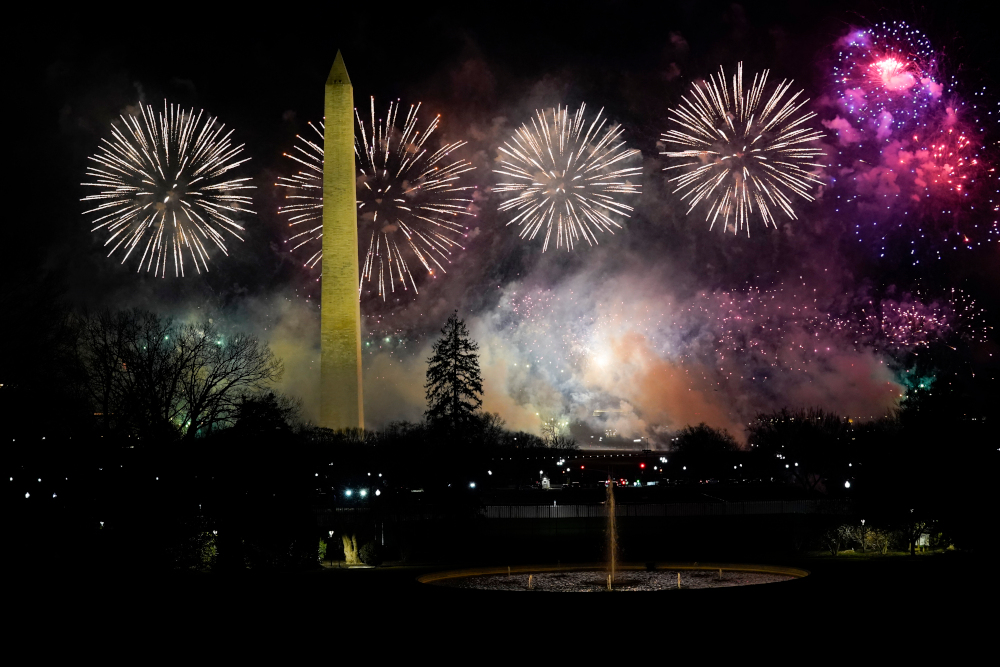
[327,50,351,86]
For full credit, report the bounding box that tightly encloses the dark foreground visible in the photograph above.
[14,551,984,650]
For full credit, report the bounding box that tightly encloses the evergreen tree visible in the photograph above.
[425,311,483,428]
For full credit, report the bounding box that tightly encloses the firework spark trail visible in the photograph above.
[833,21,942,130]
[275,98,476,300]
[494,104,642,252]
[827,25,1000,262]
[499,281,986,401]
[277,121,326,269]
[501,284,835,379]
[832,289,991,350]
[82,102,255,277]
[661,63,825,234]
[908,126,981,194]
[483,273,996,439]
[492,282,899,436]
[832,94,999,261]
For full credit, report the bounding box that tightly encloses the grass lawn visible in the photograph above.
[17,548,978,638]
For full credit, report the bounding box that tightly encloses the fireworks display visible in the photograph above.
[277,97,475,299]
[82,102,254,277]
[276,121,325,269]
[912,126,980,195]
[58,16,1000,441]
[487,272,994,438]
[493,104,641,251]
[828,70,999,262]
[489,277,927,434]
[834,288,991,351]
[661,63,825,234]
[833,21,943,130]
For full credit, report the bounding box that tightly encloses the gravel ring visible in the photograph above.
[444,569,795,592]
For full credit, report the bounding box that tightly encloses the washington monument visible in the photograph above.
[320,51,364,429]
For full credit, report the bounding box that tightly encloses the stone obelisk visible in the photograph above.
[320,51,364,430]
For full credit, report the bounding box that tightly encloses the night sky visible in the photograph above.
[7,1,999,443]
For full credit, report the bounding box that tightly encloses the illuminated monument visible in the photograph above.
[320,51,364,429]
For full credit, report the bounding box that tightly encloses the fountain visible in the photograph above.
[418,477,808,592]
[606,479,618,586]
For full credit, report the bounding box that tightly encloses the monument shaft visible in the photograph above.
[320,52,364,429]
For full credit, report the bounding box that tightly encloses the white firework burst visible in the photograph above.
[494,104,642,251]
[82,101,254,277]
[661,63,825,234]
[276,97,476,300]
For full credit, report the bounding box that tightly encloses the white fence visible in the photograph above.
[480,500,850,519]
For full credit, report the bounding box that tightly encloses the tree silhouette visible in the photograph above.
[232,390,300,436]
[672,423,739,478]
[425,311,483,429]
[747,408,853,493]
[78,308,282,442]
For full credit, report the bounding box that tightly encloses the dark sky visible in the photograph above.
[9,1,997,290]
[5,1,998,434]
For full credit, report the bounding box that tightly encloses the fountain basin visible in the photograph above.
[419,563,808,592]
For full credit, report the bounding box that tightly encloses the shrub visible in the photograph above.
[359,541,383,566]
[821,524,852,556]
[199,532,218,568]
[864,528,901,555]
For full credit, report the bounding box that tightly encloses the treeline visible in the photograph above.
[5,306,582,572]
[4,306,283,446]
[5,303,994,570]
[3,306,575,451]
[669,400,992,554]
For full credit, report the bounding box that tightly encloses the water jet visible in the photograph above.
[418,476,809,592]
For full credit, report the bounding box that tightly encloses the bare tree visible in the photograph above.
[78,309,282,442]
[821,524,853,556]
[549,436,579,450]
[866,528,894,555]
[747,408,853,493]
[79,309,179,438]
[175,321,282,439]
[477,412,509,449]
[899,513,931,556]
[540,416,559,444]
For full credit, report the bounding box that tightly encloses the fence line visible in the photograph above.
[479,500,850,519]
[316,500,851,525]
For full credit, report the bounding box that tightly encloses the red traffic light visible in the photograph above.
[640,463,646,468]
[580,465,585,470]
